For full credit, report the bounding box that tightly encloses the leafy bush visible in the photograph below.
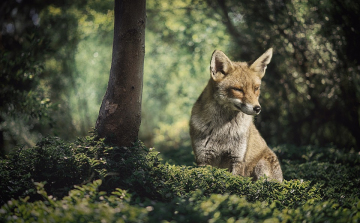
[1,180,359,222]
[1,135,359,222]
[274,145,360,208]
[1,180,148,223]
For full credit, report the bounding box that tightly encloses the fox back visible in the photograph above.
[190,48,283,182]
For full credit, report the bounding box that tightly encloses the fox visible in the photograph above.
[190,48,283,182]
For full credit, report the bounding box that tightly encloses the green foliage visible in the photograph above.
[1,136,359,222]
[0,27,53,153]
[0,31,51,119]
[1,180,360,222]
[147,191,359,222]
[1,180,148,223]
[0,136,98,204]
[274,145,360,208]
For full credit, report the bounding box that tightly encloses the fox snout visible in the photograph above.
[253,105,261,114]
[239,103,261,115]
[230,98,261,115]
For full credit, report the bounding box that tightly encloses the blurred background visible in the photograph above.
[1,0,359,159]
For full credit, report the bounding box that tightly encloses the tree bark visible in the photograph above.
[96,0,146,147]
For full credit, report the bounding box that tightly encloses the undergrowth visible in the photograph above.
[0,134,359,222]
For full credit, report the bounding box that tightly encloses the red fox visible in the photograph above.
[190,48,283,182]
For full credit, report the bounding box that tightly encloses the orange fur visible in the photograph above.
[190,48,283,182]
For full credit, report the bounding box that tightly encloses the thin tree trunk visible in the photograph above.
[96,0,146,147]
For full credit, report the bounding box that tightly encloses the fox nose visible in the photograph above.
[253,105,261,114]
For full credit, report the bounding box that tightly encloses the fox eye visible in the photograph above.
[233,88,244,93]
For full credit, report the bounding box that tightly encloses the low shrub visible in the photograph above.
[0,135,359,222]
[1,180,148,223]
[1,180,359,222]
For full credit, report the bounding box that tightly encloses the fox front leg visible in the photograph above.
[231,161,246,176]
[252,154,283,183]
[195,149,217,166]
[252,159,272,180]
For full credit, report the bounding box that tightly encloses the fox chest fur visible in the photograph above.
[190,96,253,169]
[190,49,283,182]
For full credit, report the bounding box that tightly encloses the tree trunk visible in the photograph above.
[96,0,146,147]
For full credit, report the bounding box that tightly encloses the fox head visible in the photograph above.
[209,48,273,115]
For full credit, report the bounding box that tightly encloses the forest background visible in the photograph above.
[1,0,360,157]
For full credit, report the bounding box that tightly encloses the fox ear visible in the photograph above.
[210,50,234,81]
[249,48,273,78]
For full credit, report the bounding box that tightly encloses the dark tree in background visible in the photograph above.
[0,0,93,154]
[0,1,52,154]
[96,0,146,147]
